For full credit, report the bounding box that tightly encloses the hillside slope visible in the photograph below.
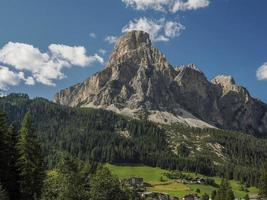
[1,93,267,186]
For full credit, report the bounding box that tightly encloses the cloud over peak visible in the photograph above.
[0,42,104,89]
[122,17,185,42]
[122,0,210,13]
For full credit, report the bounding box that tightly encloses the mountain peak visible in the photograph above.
[212,75,236,86]
[54,32,267,136]
[176,64,202,72]
[107,31,153,68]
[115,30,151,50]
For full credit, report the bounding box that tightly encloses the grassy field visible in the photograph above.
[105,164,169,183]
[105,164,258,198]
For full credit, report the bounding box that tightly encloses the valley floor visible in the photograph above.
[105,164,259,199]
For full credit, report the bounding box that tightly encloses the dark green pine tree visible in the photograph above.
[89,167,128,200]
[0,110,20,200]
[214,179,235,200]
[244,194,249,200]
[16,113,45,200]
[0,111,9,190]
[259,162,267,198]
[201,193,209,200]
[211,190,217,200]
[6,124,20,200]
[0,183,9,200]
[226,188,235,200]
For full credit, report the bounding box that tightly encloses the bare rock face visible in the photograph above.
[54,30,267,136]
[55,31,177,111]
[211,75,267,135]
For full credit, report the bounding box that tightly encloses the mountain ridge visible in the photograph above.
[54,30,267,137]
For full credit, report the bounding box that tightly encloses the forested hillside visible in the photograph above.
[1,93,267,187]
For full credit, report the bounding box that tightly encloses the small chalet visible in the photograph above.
[122,177,144,187]
[141,192,172,200]
[182,194,200,200]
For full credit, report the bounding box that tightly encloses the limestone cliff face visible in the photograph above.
[54,30,267,136]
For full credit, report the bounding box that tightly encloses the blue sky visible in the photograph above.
[0,0,266,102]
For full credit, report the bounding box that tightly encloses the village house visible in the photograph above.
[141,192,172,200]
[122,177,144,188]
[182,194,200,200]
[176,177,205,185]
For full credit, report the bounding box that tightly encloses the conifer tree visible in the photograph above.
[214,179,235,200]
[17,113,45,200]
[89,167,128,200]
[211,190,217,200]
[244,194,249,200]
[201,193,209,200]
[259,163,267,198]
[0,111,20,200]
[0,183,9,200]
[6,124,20,200]
[0,111,9,191]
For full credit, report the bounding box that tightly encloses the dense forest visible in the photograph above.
[0,93,267,196]
[0,110,132,200]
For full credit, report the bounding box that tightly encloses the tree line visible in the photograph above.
[0,112,44,199]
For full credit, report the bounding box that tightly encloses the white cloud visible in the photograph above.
[24,76,35,85]
[122,0,172,12]
[89,32,96,38]
[172,0,210,12]
[105,36,119,44]
[256,63,267,80]
[122,0,210,12]
[122,17,185,42]
[0,65,35,90]
[0,42,50,72]
[0,66,23,90]
[164,21,183,37]
[98,49,107,55]
[49,44,104,66]
[0,42,104,87]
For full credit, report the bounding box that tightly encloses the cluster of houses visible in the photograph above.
[176,177,206,185]
[121,177,201,200]
[121,177,260,200]
[121,177,145,190]
[141,192,200,200]
[141,192,176,200]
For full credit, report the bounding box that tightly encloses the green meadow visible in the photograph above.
[105,164,258,198]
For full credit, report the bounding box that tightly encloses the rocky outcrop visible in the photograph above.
[54,30,267,136]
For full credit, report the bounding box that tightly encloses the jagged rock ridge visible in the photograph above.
[54,31,267,136]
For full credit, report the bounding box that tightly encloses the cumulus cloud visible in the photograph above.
[122,0,172,12]
[122,17,185,42]
[0,42,104,88]
[49,44,104,66]
[24,76,35,85]
[122,0,210,12]
[0,66,24,90]
[105,36,119,44]
[172,0,210,12]
[256,63,267,80]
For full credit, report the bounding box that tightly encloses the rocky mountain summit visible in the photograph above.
[54,30,267,136]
